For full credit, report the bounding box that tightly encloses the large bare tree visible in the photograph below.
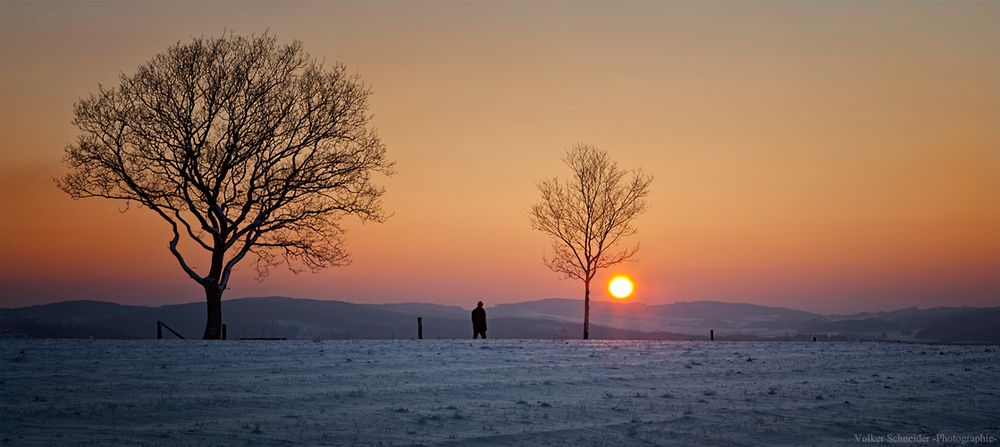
[59,34,394,339]
[530,144,652,339]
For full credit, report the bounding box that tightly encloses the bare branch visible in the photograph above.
[530,144,651,284]
[58,32,394,308]
[530,144,651,339]
[530,144,651,282]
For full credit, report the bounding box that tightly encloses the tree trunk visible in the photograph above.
[583,279,591,340]
[202,285,223,340]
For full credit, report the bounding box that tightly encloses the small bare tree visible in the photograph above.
[530,144,652,339]
[59,34,394,339]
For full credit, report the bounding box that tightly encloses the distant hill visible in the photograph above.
[0,297,696,340]
[367,302,470,320]
[2,297,475,340]
[798,318,904,334]
[652,301,818,321]
[486,298,823,335]
[1,297,997,343]
[2,300,146,322]
[915,309,1000,343]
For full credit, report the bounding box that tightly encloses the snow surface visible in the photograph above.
[2,339,998,446]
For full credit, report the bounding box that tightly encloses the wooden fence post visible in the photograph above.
[155,320,186,339]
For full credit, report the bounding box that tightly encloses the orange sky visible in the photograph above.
[1,1,998,313]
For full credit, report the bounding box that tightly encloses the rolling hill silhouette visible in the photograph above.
[1,297,997,342]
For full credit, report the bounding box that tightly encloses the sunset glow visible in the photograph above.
[1,3,997,446]
[0,1,997,313]
[609,276,634,299]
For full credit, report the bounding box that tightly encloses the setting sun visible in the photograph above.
[608,275,634,299]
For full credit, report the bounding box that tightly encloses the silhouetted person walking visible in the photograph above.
[472,301,487,339]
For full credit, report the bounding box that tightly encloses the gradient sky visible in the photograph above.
[1,1,998,313]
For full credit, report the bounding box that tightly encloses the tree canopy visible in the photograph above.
[60,33,393,338]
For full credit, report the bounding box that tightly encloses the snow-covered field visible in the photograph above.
[2,339,998,446]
